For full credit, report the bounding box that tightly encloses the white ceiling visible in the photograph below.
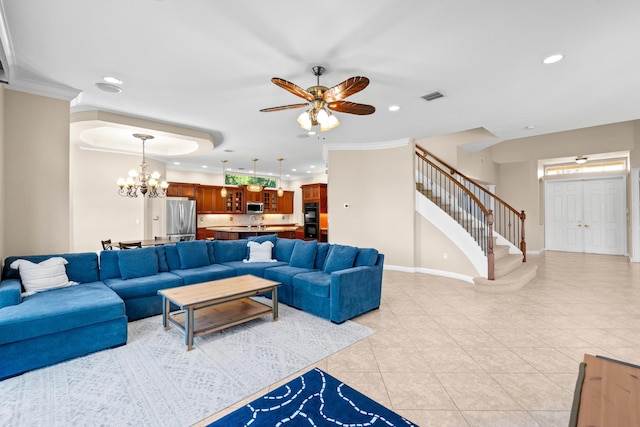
[1,0,640,179]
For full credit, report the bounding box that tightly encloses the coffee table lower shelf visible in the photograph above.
[168,298,274,337]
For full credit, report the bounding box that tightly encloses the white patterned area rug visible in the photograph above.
[0,299,372,427]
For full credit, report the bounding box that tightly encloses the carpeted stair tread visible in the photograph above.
[494,253,523,277]
[493,244,510,261]
[473,262,537,293]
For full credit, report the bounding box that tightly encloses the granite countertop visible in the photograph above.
[206,225,299,233]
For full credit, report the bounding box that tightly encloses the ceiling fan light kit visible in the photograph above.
[261,65,374,132]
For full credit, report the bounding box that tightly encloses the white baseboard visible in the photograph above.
[383,265,474,283]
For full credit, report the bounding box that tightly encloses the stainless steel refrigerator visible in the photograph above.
[166,198,196,241]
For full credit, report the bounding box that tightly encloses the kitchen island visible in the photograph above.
[206,225,299,240]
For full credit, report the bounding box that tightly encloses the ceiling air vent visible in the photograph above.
[422,91,444,102]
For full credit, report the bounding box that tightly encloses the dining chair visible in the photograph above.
[119,241,142,250]
[101,239,113,250]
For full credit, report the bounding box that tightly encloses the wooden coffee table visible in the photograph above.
[158,275,280,350]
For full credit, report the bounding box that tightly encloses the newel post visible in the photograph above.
[520,210,527,263]
[487,210,495,280]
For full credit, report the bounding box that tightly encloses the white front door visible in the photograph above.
[545,177,626,255]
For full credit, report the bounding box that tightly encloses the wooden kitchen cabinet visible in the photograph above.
[196,228,215,240]
[277,191,294,214]
[263,190,278,213]
[222,188,245,213]
[245,187,262,202]
[196,185,216,213]
[196,185,244,214]
[166,182,196,199]
[301,183,327,212]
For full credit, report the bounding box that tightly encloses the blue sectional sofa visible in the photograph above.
[0,253,128,380]
[0,236,384,380]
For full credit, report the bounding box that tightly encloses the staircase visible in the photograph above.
[415,146,536,291]
[474,238,537,292]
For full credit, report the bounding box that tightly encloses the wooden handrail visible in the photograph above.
[416,144,524,222]
[415,151,491,217]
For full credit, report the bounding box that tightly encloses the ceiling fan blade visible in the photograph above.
[323,76,370,103]
[271,78,315,102]
[260,103,308,112]
[327,100,376,115]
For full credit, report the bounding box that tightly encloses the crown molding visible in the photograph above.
[5,76,81,101]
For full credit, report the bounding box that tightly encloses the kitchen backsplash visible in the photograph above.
[198,213,297,227]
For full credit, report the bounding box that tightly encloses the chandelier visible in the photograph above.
[247,158,263,193]
[117,133,169,198]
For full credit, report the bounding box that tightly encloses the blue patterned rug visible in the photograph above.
[208,368,417,426]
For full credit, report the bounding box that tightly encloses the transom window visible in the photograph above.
[544,159,627,176]
[224,173,277,188]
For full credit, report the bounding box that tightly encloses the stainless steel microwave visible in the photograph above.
[246,202,264,214]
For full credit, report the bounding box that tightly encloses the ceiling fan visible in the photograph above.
[260,66,375,132]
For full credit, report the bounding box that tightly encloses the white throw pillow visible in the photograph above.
[244,241,276,263]
[10,257,71,296]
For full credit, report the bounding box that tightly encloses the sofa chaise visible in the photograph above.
[0,252,128,380]
[0,236,384,380]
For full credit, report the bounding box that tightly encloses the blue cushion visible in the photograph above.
[315,243,330,269]
[323,244,358,274]
[248,234,277,245]
[104,272,183,299]
[176,241,210,269]
[274,238,297,262]
[214,239,250,263]
[355,248,379,267]
[4,252,100,284]
[290,240,318,269]
[99,250,120,280]
[206,240,216,264]
[118,247,159,280]
[164,244,181,271]
[171,264,235,285]
[155,246,170,272]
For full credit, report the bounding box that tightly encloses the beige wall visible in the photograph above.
[327,142,415,267]
[4,89,70,256]
[491,121,636,164]
[70,146,167,252]
[0,85,5,263]
[415,214,479,277]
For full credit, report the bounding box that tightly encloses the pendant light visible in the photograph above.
[220,160,228,197]
[247,158,263,192]
[277,158,284,197]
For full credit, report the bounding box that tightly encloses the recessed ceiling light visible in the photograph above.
[173,162,180,165]
[308,131,316,135]
[285,174,290,177]
[291,168,297,172]
[524,125,536,130]
[202,165,208,169]
[95,82,122,93]
[388,105,400,112]
[310,165,315,169]
[543,54,564,64]
[306,171,311,174]
[268,172,273,176]
[103,76,122,85]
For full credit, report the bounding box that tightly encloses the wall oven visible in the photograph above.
[304,202,319,239]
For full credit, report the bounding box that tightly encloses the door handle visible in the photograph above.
[577,223,582,227]
[584,224,589,228]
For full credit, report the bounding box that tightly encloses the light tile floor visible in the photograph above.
[196,251,640,426]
